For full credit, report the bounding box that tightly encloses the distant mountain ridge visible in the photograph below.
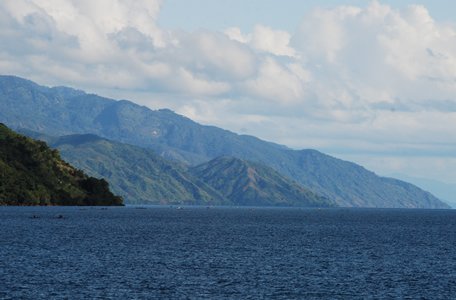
[0,75,289,165]
[0,75,450,208]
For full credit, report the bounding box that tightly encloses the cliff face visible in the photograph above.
[0,123,123,206]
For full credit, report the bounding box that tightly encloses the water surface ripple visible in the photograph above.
[1,206,455,299]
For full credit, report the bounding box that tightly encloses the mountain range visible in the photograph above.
[20,130,333,207]
[0,75,450,208]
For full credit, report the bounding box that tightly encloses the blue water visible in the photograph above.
[1,206,455,299]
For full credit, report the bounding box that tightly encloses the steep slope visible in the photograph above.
[46,134,227,205]
[386,173,456,208]
[0,75,450,208]
[284,150,448,208]
[191,157,334,207]
[0,124,122,206]
[0,75,286,165]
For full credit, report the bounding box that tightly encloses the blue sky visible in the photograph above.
[159,0,456,32]
[1,0,456,192]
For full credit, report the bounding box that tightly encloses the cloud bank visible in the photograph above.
[1,0,455,182]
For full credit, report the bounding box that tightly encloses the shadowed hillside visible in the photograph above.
[48,133,227,205]
[0,124,123,206]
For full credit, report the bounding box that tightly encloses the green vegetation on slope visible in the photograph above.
[191,156,335,207]
[24,131,332,207]
[0,124,123,206]
[49,134,226,205]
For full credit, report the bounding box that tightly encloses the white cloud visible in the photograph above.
[171,31,257,81]
[292,5,362,63]
[243,57,306,104]
[225,25,296,57]
[291,1,456,109]
[171,67,231,96]
[1,0,456,183]
[251,25,296,57]
[224,27,249,44]
[34,0,165,47]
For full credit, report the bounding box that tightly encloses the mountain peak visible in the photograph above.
[191,156,334,207]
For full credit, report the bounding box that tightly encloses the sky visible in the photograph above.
[1,0,456,188]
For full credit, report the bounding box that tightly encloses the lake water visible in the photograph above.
[1,206,455,299]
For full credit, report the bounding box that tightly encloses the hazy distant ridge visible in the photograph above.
[0,75,450,208]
